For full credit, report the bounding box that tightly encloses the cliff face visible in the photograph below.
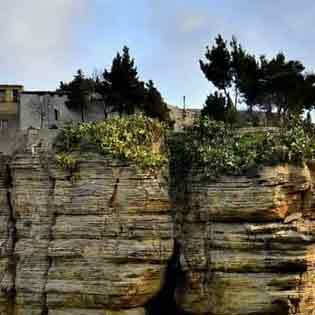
[174,164,315,315]
[1,139,315,314]
[0,151,173,315]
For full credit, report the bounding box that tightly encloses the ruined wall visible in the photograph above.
[19,93,122,130]
[19,93,81,129]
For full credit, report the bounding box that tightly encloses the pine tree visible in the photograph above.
[200,34,315,123]
[100,46,145,116]
[201,92,227,122]
[200,35,232,99]
[144,80,171,123]
[59,69,94,122]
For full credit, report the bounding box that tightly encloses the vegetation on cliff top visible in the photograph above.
[55,114,168,173]
[169,116,315,177]
[200,34,315,126]
[55,112,315,178]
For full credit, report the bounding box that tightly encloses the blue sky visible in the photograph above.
[1,0,315,108]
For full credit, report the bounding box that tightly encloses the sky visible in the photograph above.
[1,0,315,108]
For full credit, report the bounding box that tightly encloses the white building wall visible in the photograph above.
[20,93,78,129]
[19,92,140,130]
[19,93,107,129]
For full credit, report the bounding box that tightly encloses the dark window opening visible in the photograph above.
[13,89,19,102]
[54,109,59,121]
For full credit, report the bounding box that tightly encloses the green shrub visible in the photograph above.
[55,114,168,173]
[169,115,315,177]
[55,152,78,172]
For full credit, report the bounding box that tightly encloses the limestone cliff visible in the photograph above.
[1,131,315,314]
[0,150,173,315]
[174,164,315,315]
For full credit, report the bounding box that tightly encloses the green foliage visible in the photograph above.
[59,69,95,122]
[201,92,238,126]
[98,46,145,116]
[200,34,315,123]
[170,116,315,177]
[55,114,168,173]
[201,91,227,121]
[143,80,172,124]
[200,34,232,92]
[96,47,171,123]
[55,152,78,172]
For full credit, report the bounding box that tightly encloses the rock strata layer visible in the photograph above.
[174,164,315,315]
[2,131,315,314]
[0,151,173,315]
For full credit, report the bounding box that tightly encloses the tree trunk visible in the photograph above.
[234,86,239,110]
[81,103,85,122]
[223,88,229,103]
[102,98,108,120]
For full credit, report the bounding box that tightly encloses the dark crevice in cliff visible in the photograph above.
[5,163,17,314]
[146,241,187,315]
[108,178,120,207]
[41,176,56,315]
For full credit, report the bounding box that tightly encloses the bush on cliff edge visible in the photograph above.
[169,116,315,177]
[55,114,168,173]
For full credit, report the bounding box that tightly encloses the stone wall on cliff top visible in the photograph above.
[1,129,315,314]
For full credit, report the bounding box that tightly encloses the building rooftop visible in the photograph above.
[0,84,24,89]
[22,90,66,96]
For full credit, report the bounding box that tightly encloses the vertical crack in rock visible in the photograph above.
[108,177,120,208]
[0,134,175,314]
[5,164,17,314]
[41,175,56,315]
[146,241,185,315]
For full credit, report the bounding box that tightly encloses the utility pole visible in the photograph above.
[183,96,186,119]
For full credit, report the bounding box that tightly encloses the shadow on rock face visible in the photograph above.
[146,241,187,315]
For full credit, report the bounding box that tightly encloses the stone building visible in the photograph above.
[0,84,106,131]
[0,84,24,129]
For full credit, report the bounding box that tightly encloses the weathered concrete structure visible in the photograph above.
[0,85,107,132]
[0,85,109,153]
[0,85,23,130]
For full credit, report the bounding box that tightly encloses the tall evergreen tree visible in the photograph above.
[200,34,315,123]
[200,35,232,99]
[302,73,315,111]
[237,53,261,112]
[230,36,246,107]
[201,91,228,122]
[100,46,145,116]
[144,80,171,123]
[59,69,94,122]
[259,53,306,118]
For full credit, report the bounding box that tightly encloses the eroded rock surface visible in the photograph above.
[174,164,315,315]
[2,129,315,315]
[1,151,173,315]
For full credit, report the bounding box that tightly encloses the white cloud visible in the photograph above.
[178,13,207,33]
[0,0,88,88]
